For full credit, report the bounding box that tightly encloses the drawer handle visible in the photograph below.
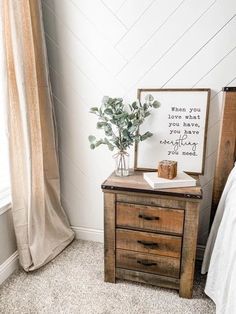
[138,214,160,221]
[137,240,159,249]
[137,260,157,267]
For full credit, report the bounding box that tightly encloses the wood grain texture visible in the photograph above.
[116,202,184,235]
[103,173,201,297]
[179,201,200,298]
[211,89,236,223]
[116,193,186,209]
[116,229,182,258]
[104,192,116,282]
[158,160,178,179]
[102,171,202,199]
[116,249,180,278]
[116,268,180,290]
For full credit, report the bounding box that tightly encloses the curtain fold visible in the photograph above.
[2,0,75,271]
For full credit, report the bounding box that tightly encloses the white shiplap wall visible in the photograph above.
[42,0,236,245]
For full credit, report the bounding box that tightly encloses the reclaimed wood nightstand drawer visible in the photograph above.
[116,202,184,235]
[116,229,182,258]
[116,194,186,209]
[116,249,180,278]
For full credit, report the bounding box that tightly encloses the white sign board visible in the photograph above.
[135,89,210,174]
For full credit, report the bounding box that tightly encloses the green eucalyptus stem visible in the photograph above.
[88,95,160,153]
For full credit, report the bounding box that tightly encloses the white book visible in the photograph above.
[143,172,196,189]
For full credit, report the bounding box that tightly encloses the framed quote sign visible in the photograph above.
[135,88,211,175]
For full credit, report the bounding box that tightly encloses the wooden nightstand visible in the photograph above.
[102,171,202,298]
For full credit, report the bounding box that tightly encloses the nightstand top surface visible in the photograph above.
[102,171,202,199]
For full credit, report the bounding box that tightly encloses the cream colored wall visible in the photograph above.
[42,0,236,245]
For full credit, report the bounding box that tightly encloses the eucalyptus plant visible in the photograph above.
[88,94,160,153]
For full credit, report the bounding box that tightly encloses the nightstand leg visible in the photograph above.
[104,193,116,283]
[179,201,200,298]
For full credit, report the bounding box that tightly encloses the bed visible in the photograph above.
[201,87,236,314]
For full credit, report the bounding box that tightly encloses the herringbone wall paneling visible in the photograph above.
[42,0,236,245]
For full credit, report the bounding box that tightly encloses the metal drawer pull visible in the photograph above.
[137,260,157,267]
[137,240,159,249]
[138,214,159,221]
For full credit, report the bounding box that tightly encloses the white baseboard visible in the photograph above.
[71,226,206,260]
[71,226,103,243]
[0,202,11,216]
[0,251,19,285]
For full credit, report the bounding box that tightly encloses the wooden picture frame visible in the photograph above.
[134,88,211,175]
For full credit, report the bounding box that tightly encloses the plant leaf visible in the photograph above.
[88,135,96,143]
[94,140,102,146]
[145,94,154,102]
[131,101,138,109]
[152,100,161,108]
[90,107,98,113]
[108,144,114,151]
[143,103,148,110]
[97,122,107,129]
[141,131,153,141]
[122,129,129,138]
[104,108,113,115]
[129,125,137,133]
[144,111,151,117]
[102,96,109,105]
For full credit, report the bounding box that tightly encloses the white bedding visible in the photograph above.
[202,164,236,314]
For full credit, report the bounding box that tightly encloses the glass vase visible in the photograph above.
[113,151,129,177]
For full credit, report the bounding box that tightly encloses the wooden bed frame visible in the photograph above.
[211,87,236,224]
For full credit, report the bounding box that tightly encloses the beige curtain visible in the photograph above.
[2,0,75,271]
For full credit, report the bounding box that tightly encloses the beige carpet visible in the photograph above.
[0,240,215,314]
